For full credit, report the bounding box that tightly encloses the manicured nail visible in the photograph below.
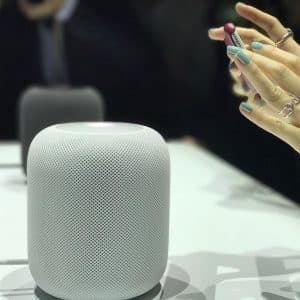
[227,46,251,65]
[251,41,264,50]
[227,45,240,55]
[241,102,253,113]
[237,51,251,65]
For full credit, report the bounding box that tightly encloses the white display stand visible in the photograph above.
[1,141,300,299]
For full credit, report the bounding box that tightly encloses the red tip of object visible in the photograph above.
[224,23,235,34]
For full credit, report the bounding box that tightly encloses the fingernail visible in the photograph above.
[208,28,219,33]
[227,46,251,65]
[227,45,240,55]
[238,51,251,64]
[251,41,264,50]
[241,102,253,113]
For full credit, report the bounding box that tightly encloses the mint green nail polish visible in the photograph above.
[227,46,251,65]
[241,102,253,113]
[227,45,240,55]
[251,41,264,50]
[237,51,251,65]
[208,28,219,32]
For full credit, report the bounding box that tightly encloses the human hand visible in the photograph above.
[226,42,300,153]
[208,2,300,98]
[208,2,300,56]
[208,2,300,153]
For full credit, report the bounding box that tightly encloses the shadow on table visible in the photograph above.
[262,292,294,300]
[0,164,21,169]
[164,248,300,300]
[204,174,300,217]
[1,248,300,300]
[1,169,27,194]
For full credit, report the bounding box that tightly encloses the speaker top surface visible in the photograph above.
[54,122,147,135]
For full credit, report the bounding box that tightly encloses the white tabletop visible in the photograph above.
[1,141,300,299]
[0,142,21,166]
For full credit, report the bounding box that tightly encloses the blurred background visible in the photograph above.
[1,0,300,202]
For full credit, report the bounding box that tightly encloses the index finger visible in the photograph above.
[236,2,300,54]
[208,26,274,45]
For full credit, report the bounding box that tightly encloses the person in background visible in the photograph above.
[62,1,170,136]
[134,0,217,140]
[18,0,78,85]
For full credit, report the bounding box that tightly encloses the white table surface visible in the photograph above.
[0,142,21,166]
[1,141,300,299]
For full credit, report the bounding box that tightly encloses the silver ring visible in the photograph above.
[276,28,294,47]
[278,95,300,118]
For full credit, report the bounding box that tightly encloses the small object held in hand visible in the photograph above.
[278,95,300,118]
[224,23,256,93]
[276,28,294,47]
[224,23,245,48]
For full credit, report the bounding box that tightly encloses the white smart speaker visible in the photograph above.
[27,122,170,300]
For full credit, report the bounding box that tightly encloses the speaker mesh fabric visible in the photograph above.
[27,123,170,300]
[19,86,104,174]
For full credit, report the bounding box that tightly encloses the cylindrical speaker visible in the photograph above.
[27,122,170,300]
[18,86,104,174]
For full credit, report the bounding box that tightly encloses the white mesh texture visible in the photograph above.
[27,123,170,300]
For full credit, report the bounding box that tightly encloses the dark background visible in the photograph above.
[1,0,300,202]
